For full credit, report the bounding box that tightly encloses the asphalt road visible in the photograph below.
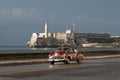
[0,58,120,80]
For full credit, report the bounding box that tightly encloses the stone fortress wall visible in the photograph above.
[26,22,120,48]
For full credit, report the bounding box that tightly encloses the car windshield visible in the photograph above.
[55,47,69,52]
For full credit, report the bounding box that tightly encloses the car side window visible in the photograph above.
[56,47,64,52]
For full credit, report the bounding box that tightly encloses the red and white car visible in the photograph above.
[48,47,84,65]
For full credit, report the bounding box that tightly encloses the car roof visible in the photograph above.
[57,47,70,49]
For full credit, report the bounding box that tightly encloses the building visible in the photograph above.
[26,22,120,48]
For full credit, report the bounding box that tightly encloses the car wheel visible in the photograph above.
[50,61,55,65]
[76,59,81,63]
[64,59,70,64]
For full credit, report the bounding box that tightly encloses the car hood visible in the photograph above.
[53,51,64,56]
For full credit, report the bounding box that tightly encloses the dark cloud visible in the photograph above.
[0,0,120,45]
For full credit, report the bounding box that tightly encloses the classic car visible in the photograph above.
[48,47,84,65]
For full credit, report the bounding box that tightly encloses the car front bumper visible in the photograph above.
[49,58,66,62]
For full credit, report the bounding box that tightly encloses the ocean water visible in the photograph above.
[0,46,56,53]
[0,46,120,53]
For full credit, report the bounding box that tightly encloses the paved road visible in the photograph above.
[0,58,120,80]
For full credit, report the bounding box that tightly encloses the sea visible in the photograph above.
[0,46,120,53]
[0,46,56,53]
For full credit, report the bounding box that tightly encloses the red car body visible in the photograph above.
[48,47,84,65]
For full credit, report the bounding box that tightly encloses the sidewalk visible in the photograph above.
[0,54,120,66]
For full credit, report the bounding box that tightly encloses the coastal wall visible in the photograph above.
[0,50,120,61]
[0,52,49,61]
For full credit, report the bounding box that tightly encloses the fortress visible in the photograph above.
[26,22,120,48]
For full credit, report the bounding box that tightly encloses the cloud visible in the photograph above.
[0,8,56,24]
[0,8,119,31]
[68,14,120,25]
[0,8,40,16]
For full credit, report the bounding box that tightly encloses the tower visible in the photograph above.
[45,22,48,38]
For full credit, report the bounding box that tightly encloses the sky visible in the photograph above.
[0,0,120,46]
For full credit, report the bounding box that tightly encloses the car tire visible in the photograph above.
[76,59,81,63]
[64,59,70,64]
[50,61,55,65]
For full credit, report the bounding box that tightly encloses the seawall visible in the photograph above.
[0,50,120,66]
[0,50,120,61]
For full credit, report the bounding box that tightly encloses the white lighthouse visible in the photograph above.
[45,22,48,38]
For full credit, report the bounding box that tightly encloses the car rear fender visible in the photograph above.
[77,54,84,60]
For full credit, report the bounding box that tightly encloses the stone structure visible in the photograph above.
[26,22,120,48]
[26,22,73,47]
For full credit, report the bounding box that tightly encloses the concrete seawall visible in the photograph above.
[0,52,49,61]
[0,50,120,66]
[0,50,120,61]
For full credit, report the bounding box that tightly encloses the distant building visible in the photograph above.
[26,22,120,48]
